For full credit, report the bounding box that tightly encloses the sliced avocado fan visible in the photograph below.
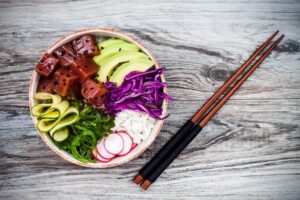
[98,39,127,49]
[110,58,154,86]
[93,42,139,63]
[96,51,149,83]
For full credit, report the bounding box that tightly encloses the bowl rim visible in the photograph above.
[29,28,168,168]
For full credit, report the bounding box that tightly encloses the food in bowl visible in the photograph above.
[112,110,157,144]
[30,31,171,165]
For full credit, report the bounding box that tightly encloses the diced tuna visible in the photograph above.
[70,56,99,82]
[52,68,79,97]
[81,79,108,108]
[37,77,54,93]
[35,53,59,77]
[54,43,77,68]
[72,34,99,56]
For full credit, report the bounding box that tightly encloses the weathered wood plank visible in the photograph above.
[1,99,299,199]
[0,0,299,199]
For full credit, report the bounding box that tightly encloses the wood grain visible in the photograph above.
[0,0,300,199]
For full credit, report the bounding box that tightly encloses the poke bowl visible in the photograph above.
[29,28,170,168]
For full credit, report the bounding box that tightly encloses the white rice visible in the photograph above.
[111,110,157,144]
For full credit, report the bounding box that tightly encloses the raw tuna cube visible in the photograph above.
[67,82,81,99]
[72,34,99,56]
[35,53,59,77]
[54,43,76,68]
[70,56,99,82]
[81,79,108,107]
[37,77,53,93]
[52,68,79,97]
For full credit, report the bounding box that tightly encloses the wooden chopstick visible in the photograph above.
[199,34,284,127]
[191,30,279,123]
[133,31,280,186]
[140,34,285,190]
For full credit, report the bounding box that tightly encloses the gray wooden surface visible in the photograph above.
[1,0,300,199]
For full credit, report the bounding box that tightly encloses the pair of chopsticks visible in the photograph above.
[133,31,284,190]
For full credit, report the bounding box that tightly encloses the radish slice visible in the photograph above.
[92,146,112,162]
[97,139,115,159]
[117,132,133,156]
[96,153,112,163]
[131,143,138,150]
[104,133,124,155]
[92,147,98,158]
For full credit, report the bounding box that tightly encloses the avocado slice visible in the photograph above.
[97,51,149,83]
[93,42,139,64]
[98,39,127,49]
[110,59,154,86]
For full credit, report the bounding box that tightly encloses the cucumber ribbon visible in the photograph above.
[38,105,79,133]
[31,93,63,118]
[32,92,79,142]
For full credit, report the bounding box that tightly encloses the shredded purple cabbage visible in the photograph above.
[104,68,172,120]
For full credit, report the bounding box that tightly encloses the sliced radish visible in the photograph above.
[92,147,98,158]
[104,133,124,155]
[131,143,138,150]
[97,139,115,159]
[96,153,112,163]
[116,132,133,156]
[92,146,112,162]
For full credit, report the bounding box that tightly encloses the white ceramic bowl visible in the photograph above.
[29,28,168,168]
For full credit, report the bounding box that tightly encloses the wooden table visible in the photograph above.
[1,0,299,199]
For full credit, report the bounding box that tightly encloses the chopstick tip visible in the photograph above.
[133,175,144,185]
[272,30,279,37]
[140,179,151,190]
[277,34,285,42]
